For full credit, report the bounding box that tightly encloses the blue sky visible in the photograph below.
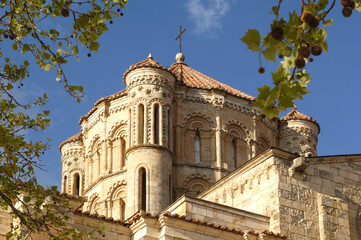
[25,0,361,187]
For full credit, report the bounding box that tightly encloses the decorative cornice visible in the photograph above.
[126,74,174,92]
[279,126,318,138]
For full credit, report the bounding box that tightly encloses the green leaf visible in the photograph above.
[315,0,329,11]
[356,3,361,12]
[71,46,79,55]
[6,83,13,90]
[262,46,277,61]
[23,196,31,203]
[89,42,100,51]
[56,48,62,56]
[12,43,18,51]
[323,19,333,26]
[240,29,261,52]
[272,64,290,84]
[44,63,52,71]
[281,54,297,69]
[22,44,31,53]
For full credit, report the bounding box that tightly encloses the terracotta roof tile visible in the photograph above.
[58,192,84,201]
[162,212,287,239]
[281,107,320,132]
[79,89,127,125]
[59,132,82,151]
[74,209,127,226]
[123,55,171,83]
[169,62,255,102]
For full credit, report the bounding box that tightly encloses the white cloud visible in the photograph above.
[185,0,231,36]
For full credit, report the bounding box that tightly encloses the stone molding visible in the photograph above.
[183,173,213,189]
[126,74,174,92]
[61,148,84,161]
[106,180,127,199]
[181,112,215,129]
[279,126,318,138]
[108,120,128,139]
[224,120,250,140]
[87,192,100,213]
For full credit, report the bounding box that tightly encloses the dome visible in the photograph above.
[280,108,320,132]
[59,132,83,151]
[123,54,172,83]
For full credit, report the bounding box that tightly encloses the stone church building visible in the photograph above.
[2,53,360,240]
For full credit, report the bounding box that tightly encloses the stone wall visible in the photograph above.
[199,149,361,240]
[198,149,286,232]
[0,208,11,240]
[276,154,361,240]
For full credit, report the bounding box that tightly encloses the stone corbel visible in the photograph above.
[289,156,309,178]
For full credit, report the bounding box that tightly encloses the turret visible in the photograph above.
[59,132,85,195]
[279,108,320,157]
[123,54,175,217]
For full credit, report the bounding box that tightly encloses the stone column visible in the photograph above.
[150,104,154,144]
[90,158,93,184]
[86,157,90,187]
[169,108,173,150]
[215,111,222,180]
[102,142,107,175]
[79,174,83,195]
[107,140,112,173]
[175,125,181,162]
[128,108,132,147]
[160,105,164,146]
[144,104,148,144]
[120,139,125,169]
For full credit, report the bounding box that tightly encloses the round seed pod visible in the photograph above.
[301,11,313,23]
[309,57,314,62]
[271,26,284,40]
[341,0,351,7]
[258,67,265,74]
[311,46,322,56]
[294,57,306,69]
[299,46,311,58]
[342,7,352,17]
[309,16,319,28]
[349,1,355,9]
[61,8,70,17]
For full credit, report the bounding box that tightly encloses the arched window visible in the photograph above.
[138,104,144,144]
[232,139,237,168]
[139,168,146,211]
[120,201,126,221]
[153,104,160,144]
[73,173,80,195]
[194,130,201,163]
[63,176,67,193]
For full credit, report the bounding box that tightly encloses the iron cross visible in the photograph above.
[175,25,186,53]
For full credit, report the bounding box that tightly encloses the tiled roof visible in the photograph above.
[59,132,82,151]
[74,209,127,226]
[128,212,287,239]
[79,89,127,124]
[123,55,171,83]
[93,89,127,107]
[168,62,255,101]
[281,108,320,131]
[59,192,84,201]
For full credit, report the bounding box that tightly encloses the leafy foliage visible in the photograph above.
[0,0,127,238]
[241,0,361,117]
